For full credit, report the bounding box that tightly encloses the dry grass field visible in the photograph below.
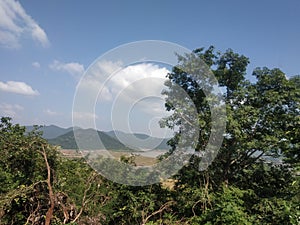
[59,149,176,189]
[59,149,157,166]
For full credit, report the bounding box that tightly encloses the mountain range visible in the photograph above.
[25,125,75,139]
[26,125,170,150]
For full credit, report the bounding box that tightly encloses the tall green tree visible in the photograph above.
[0,117,59,224]
[160,46,300,224]
[162,46,299,185]
[0,117,115,225]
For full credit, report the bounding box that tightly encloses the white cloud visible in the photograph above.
[74,61,172,135]
[0,30,19,48]
[137,99,170,115]
[44,109,60,116]
[49,60,84,78]
[73,112,98,120]
[0,80,39,95]
[32,61,40,68]
[0,103,23,117]
[79,61,169,105]
[31,23,49,47]
[76,60,122,101]
[0,0,50,48]
[72,111,99,128]
[109,63,169,102]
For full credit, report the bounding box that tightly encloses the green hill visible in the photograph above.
[26,125,75,139]
[48,128,130,150]
[26,125,170,150]
[105,130,169,150]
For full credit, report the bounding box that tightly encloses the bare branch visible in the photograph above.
[71,172,98,223]
[40,144,55,225]
[142,201,174,225]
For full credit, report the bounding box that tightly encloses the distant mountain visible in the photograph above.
[26,125,76,139]
[48,128,130,150]
[26,125,170,150]
[105,130,170,150]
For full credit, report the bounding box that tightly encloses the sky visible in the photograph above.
[0,0,299,137]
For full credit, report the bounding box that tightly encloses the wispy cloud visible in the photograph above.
[73,111,98,120]
[109,63,170,102]
[74,61,171,133]
[32,61,40,68]
[0,80,39,95]
[79,61,169,105]
[44,109,61,116]
[49,60,84,78]
[77,60,122,101]
[0,103,23,117]
[72,111,99,128]
[0,0,50,48]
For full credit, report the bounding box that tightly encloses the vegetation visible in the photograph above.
[48,129,130,150]
[43,127,169,150]
[0,46,299,224]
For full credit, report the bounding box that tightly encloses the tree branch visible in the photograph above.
[142,201,174,225]
[39,144,54,225]
[71,172,98,223]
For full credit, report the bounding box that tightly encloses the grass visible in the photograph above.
[108,151,157,166]
[59,149,157,166]
[60,149,176,189]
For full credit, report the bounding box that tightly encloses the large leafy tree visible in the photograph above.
[0,118,108,224]
[0,117,59,224]
[160,46,300,224]
[0,118,176,225]
[162,46,299,185]
[0,46,299,225]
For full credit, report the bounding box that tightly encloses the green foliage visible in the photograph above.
[193,186,254,225]
[48,129,131,150]
[101,184,170,224]
[0,117,59,224]
[1,45,299,224]
[161,46,300,224]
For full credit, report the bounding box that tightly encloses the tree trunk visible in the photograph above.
[41,145,55,225]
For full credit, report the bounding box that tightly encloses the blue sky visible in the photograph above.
[0,0,299,136]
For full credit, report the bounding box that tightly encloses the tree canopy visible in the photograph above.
[0,46,299,224]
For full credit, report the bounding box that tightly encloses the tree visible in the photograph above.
[160,46,300,224]
[1,45,299,224]
[0,117,171,224]
[162,46,299,185]
[0,117,59,224]
[0,117,115,224]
